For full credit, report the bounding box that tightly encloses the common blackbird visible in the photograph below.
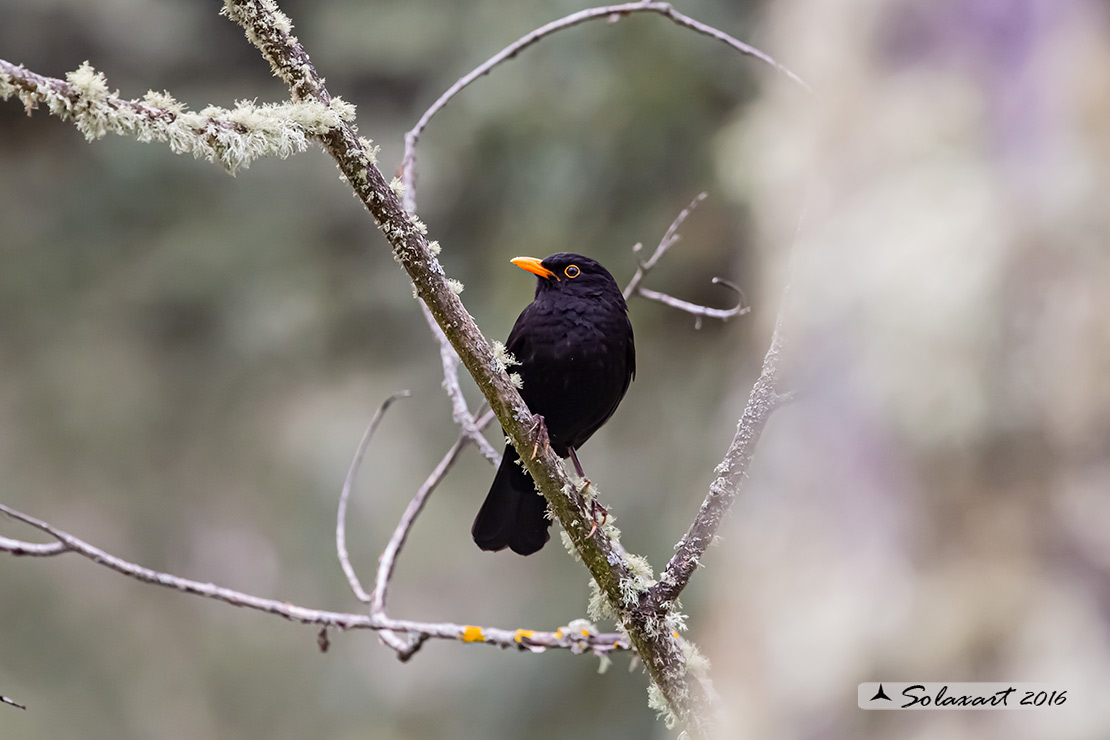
[472,253,635,555]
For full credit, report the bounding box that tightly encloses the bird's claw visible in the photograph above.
[529,414,550,460]
[586,497,608,539]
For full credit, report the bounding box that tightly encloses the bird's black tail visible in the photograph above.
[471,446,551,556]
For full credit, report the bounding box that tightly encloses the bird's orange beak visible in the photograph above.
[511,256,557,280]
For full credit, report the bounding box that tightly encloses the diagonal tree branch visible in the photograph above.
[647,210,804,610]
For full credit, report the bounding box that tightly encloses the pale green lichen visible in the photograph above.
[663,609,688,636]
[679,638,711,678]
[389,177,405,198]
[509,372,523,389]
[490,340,519,373]
[447,278,464,295]
[647,683,679,730]
[328,96,356,121]
[270,6,294,35]
[587,579,618,623]
[427,240,441,256]
[559,530,582,562]
[0,61,351,175]
[357,136,379,164]
[617,552,657,608]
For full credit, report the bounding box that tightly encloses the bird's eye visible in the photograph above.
[565,265,580,278]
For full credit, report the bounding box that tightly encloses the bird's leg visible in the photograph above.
[568,446,593,493]
[567,446,587,480]
[568,447,608,538]
[529,414,550,460]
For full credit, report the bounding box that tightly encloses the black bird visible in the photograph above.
[472,253,635,556]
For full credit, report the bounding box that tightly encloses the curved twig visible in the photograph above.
[372,409,495,619]
[636,277,750,328]
[337,391,411,604]
[370,409,496,659]
[0,534,67,556]
[400,4,808,210]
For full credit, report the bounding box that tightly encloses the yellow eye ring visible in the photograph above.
[565,265,580,278]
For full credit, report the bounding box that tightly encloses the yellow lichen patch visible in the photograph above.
[672,631,680,639]
[460,625,485,643]
[554,628,564,639]
[580,629,590,637]
[513,629,535,643]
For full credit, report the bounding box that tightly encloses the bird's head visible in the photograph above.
[511,253,622,299]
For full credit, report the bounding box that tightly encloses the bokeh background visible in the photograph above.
[1,0,1108,739]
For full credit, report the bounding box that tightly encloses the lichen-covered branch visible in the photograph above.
[0,58,353,174]
[647,217,802,611]
[0,503,628,657]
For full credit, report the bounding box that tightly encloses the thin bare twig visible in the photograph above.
[400,4,808,209]
[337,391,411,604]
[370,409,496,659]
[0,502,629,656]
[637,279,750,329]
[0,534,67,556]
[422,303,501,465]
[622,192,748,327]
[1,694,26,710]
[624,192,708,300]
[372,409,495,618]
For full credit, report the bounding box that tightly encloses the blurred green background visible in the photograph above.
[0,1,763,739]
[2,1,1110,739]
